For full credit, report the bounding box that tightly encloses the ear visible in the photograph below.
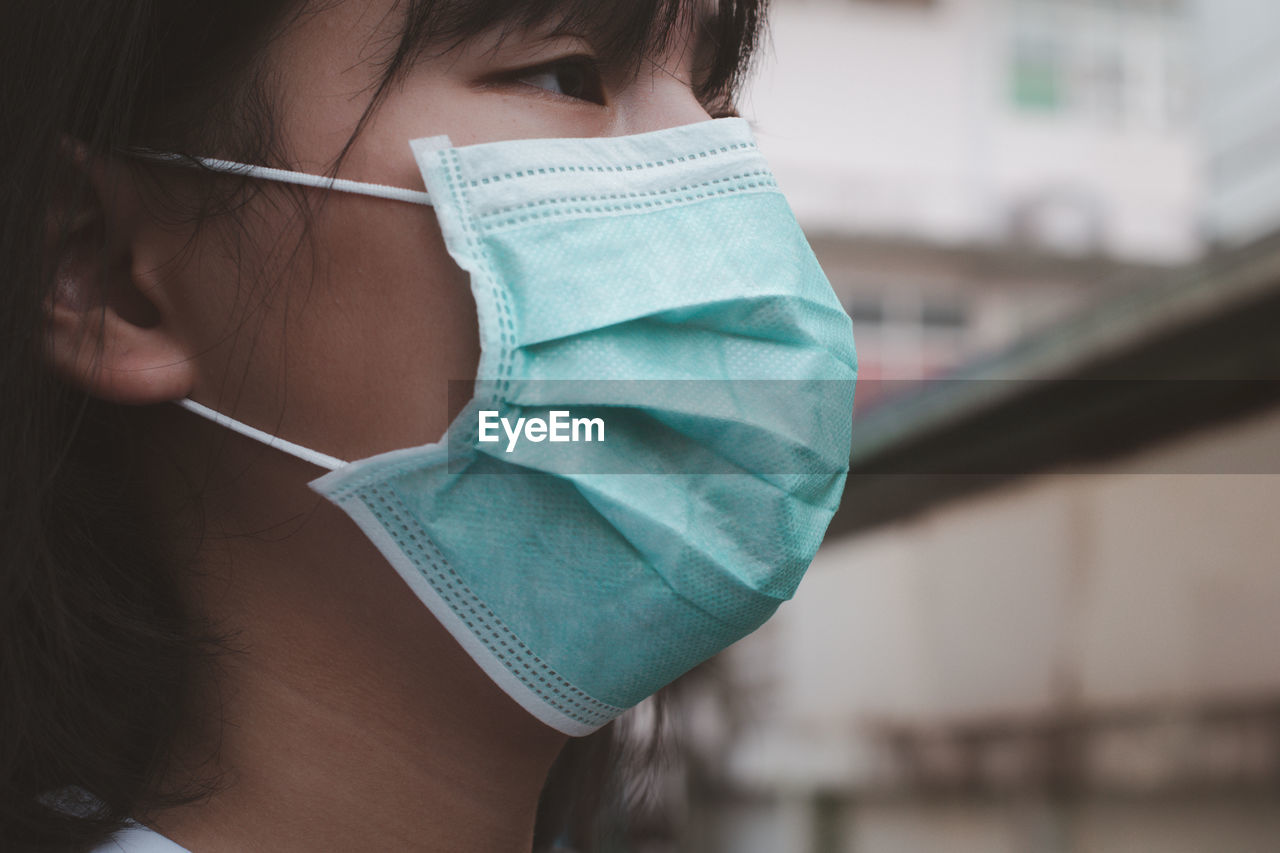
[44,143,197,405]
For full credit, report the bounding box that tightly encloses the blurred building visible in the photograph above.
[1196,0,1280,246]
[667,1,1280,851]
[748,0,1199,383]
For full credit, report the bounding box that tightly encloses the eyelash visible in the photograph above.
[507,55,608,106]
[495,55,741,118]
[702,91,740,120]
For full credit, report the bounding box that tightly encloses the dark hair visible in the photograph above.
[0,1,768,851]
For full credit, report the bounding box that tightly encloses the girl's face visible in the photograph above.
[158,0,722,466]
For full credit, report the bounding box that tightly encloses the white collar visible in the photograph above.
[91,822,191,853]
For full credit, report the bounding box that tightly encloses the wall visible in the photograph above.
[1195,0,1280,245]
[696,404,1280,852]
[745,0,1201,263]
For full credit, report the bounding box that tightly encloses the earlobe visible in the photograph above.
[43,146,197,405]
[46,298,197,405]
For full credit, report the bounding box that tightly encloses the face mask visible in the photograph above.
[172,118,857,735]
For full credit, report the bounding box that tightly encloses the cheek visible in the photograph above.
[175,192,480,463]
[298,197,481,458]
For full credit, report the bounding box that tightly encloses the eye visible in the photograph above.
[514,57,606,105]
[701,90,740,120]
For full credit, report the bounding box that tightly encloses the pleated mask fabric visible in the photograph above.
[177,118,857,735]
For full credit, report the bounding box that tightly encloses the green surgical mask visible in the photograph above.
[177,118,857,735]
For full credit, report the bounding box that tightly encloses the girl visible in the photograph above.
[0,0,854,850]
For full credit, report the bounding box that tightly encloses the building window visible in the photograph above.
[844,290,972,383]
[1009,0,1186,130]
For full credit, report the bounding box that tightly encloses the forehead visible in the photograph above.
[408,0,710,49]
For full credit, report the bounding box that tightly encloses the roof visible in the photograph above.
[829,230,1280,537]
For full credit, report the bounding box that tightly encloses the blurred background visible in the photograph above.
[631,0,1280,850]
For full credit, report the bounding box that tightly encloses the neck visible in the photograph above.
[144,419,567,852]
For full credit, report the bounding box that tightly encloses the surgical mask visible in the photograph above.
[173,118,857,735]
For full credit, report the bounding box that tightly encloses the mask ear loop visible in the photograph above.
[125,150,434,207]
[178,399,350,472]
[127,148,435,469]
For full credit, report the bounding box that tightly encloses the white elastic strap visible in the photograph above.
[135,151,433,207]
[178,398,349,472]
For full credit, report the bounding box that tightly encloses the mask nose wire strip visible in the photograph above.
[128,150,433,207]
[177,398,350,471]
